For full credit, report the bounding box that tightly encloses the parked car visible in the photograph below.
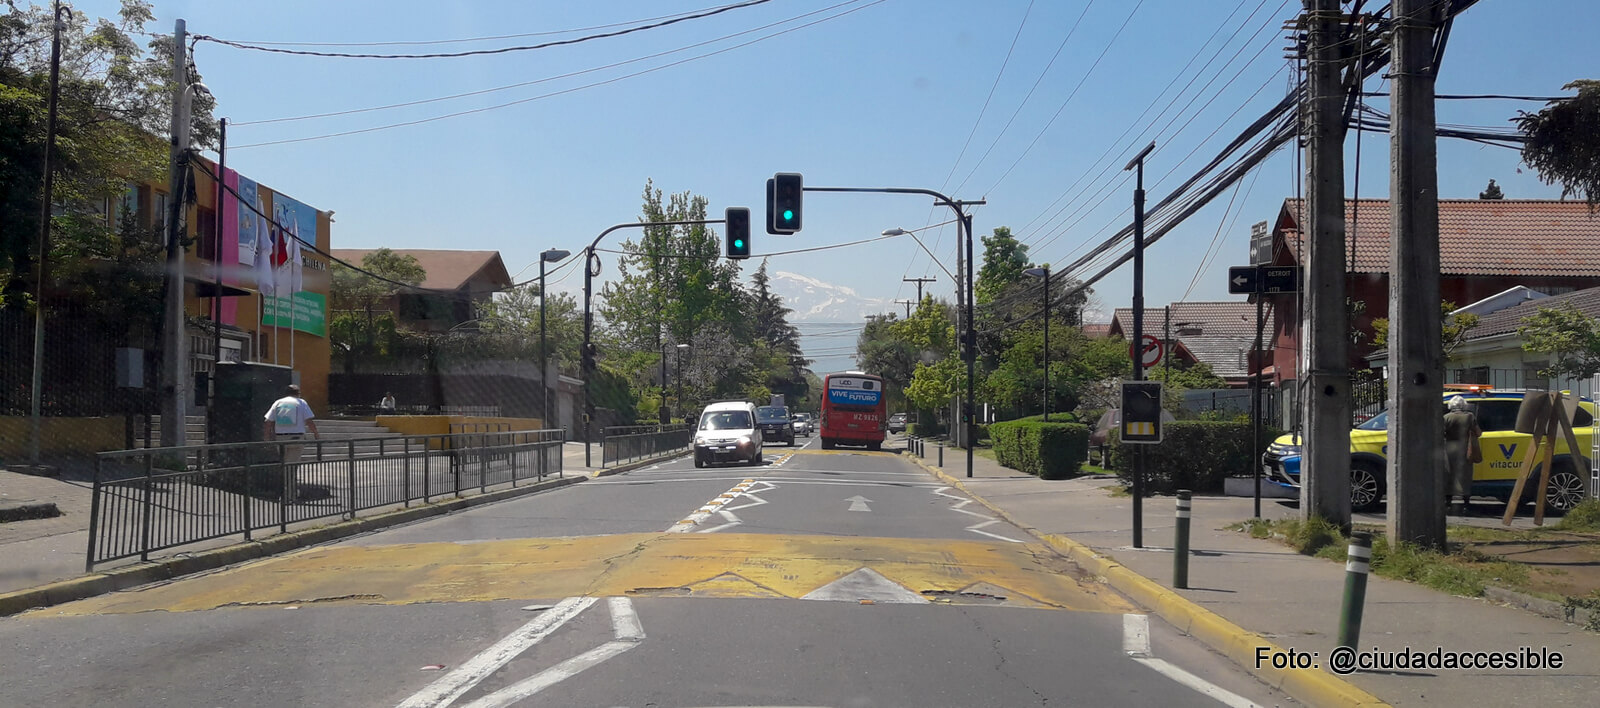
[887,412,908,434]
[757,405,796,446]
[1264,388,1595,513]
[791,412,814,437]
[694,401,763,468]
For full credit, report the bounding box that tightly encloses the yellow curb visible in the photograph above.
[901,452,1389,708]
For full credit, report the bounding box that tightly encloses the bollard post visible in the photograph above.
[1173,490,1192,589]
[938,443,944,467]
[1338,531,1373,650]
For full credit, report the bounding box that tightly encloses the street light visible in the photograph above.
[539,248,570,430]
[1024,266,1050,422]
[1123,140,1156,549]
[882,227,957,282]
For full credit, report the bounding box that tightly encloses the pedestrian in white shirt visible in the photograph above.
[263,384,319,467]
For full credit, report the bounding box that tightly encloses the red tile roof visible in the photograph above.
[1081,323,1112,338]
[1279,199,1600,276]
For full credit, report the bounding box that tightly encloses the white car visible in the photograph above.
[791,413,814,437]
[694,401,764,468]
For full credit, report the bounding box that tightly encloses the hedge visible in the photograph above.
[908,420,947,437]
[1111,421,1272,494]
[989,420,1090,480]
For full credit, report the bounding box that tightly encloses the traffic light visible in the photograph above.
[725,207,751,259]
[581,341,598,372]
[768,172,802,233]
[1120,381,1165,444]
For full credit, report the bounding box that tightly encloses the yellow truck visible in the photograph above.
[1262,388,1594,513]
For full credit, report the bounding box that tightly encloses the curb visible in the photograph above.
[902,452,1389,708]
[1484,585,1598,629]
[0,474,585,618]
[589,449,692,478]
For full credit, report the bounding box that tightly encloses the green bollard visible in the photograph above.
[1338,531,1373,650]
[1173,490,1192,589]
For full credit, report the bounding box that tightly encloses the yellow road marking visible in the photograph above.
[41,533,1135,616]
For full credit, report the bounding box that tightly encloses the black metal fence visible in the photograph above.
[87,429,564,570]
[601,424,692,468]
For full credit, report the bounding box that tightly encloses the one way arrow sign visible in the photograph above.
[1227,266,1259,295]
[845,495,873,512]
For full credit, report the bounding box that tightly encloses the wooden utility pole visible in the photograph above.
[1387,0,1447,548]
[903,276,936,304]
[895,299,913,319]
[1300,0,1351,528]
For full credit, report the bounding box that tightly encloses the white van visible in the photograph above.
[694,400,763,468]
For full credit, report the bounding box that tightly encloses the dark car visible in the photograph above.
[756,405,795,446]
[886,413,908,434]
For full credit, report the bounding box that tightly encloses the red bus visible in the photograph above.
[819,371,887,451]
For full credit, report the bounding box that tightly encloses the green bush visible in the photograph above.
[1110,421,1256,494]
[908,420,947,438]
[989,420,1090,480]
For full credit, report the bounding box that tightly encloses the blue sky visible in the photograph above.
[73,0,1600,370]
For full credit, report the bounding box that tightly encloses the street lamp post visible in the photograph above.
[539,248,570,431]
[1025,266,1050,422]
[27,1,68,464]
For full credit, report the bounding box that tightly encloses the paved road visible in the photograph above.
[1,436,1295,707]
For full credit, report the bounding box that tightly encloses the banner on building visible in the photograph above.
[258,191,325,336]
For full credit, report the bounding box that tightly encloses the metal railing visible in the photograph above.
[450,422,512,435]
[601,424,692,468]
[86,429,564,570]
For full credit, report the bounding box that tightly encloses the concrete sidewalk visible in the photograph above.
[906,446,1600,708]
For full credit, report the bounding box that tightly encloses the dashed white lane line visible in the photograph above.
[459,598,646,708]
[932,486,1024,543]
[395,596,596,708]
[1122,614,1260,708]
[668,479,757,532]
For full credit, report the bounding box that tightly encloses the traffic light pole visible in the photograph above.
[582,218,725,468]
[803,186,984,478]
[1125,141,1155,549]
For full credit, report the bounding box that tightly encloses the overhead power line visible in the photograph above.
[233,0,869,127]
[232,0,885,149]
[195,0,775,59]
[223,3,750,47]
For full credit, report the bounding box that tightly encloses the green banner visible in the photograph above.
[262,291,326,337]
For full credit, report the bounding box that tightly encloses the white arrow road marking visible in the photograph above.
[696,509,743,534]
[932,487,1023,543]
[668,480,757,532]
[395,596,596,708]
[845,495,873,512]
[460,598,646,708]
[725,481,775,511]
[1122,614,1260,708]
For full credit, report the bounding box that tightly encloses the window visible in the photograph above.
[700,411,751,430]
[1473,400,1522,432]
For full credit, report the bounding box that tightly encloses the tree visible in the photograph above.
[1,0,217,306]
[855,312,918,413]
[1514,80,1600,205]
[749,259,811,404]
[974,226,1029,306]
[1518,302,1600,381]
[478,285,584,374]
[1371,302,1480,361]
[1146,359,1227,412]
[329,248,425,367]
[1478,179,1504,199]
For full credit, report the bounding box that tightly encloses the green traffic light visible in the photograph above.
[783,209,794,221]
[734,239,745,248]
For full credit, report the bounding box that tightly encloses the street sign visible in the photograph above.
[1227,266,1258,295]
[1260,265,1300,294]
[1249,221,1272,265]
[1129,334,1163,368]
[1227,264,1302,295]
[1120,381,1165,444]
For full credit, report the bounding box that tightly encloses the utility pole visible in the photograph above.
[207,117,226,444]
[1388,0,1446,548]
[895,299,913,319]
[159,19,190,449]
[1300,0,1351,529]
[27,1,65,464]
[903,276,936,304]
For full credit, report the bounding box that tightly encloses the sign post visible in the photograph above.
[1227,264,1301,518]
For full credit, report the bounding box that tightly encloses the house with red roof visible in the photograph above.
[1261,198,1600,390]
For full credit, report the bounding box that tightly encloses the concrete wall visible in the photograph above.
[373,415,548,449]
[0,416,126,458]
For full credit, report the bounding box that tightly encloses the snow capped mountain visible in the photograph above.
[770,270,889,322]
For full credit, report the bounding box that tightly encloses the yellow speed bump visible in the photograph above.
[44,533,1136,616]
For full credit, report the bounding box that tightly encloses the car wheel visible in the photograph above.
[1350,461,1385,513]
[1525,462,1588,513]
[694,453,706,469]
